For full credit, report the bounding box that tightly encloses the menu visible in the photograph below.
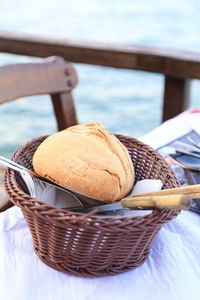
[158,130,200,214]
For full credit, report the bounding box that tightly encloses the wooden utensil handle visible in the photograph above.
[126,184,200,198]
[121,194,192,210]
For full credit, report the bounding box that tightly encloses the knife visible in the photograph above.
[170,141,200,159]
[71,184,200,214]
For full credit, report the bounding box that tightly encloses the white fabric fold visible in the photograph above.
[0,207,200,300]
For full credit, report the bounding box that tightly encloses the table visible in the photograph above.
[1,109,200,300]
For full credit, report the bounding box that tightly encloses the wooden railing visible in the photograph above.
[0,31,200,121]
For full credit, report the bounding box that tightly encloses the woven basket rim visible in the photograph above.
[5,134,180,228]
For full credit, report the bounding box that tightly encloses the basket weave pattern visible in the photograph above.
[5,135,180,277]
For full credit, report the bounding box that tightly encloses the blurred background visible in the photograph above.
[0,0,200,157]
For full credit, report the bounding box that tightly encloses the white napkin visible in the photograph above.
[131,179,163,195]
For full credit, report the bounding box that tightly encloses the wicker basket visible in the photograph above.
[5,134,180,277]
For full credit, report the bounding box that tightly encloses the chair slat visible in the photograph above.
[0,56,78,104]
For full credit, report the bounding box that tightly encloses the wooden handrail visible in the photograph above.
[0,31,200,121]
[0,31,200,78]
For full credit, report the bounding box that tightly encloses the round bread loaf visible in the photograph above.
[32,123,135,202]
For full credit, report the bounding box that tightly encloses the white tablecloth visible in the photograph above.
[1,109,200,300]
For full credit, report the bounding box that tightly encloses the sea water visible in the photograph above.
[0,0,200,157]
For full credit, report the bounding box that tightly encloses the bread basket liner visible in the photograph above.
[5,134,180,277]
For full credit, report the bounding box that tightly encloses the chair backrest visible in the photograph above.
[0,56,78,211]
[0,56,78,130]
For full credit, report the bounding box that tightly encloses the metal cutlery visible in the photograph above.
[169,152,200,171]
[168,138,200,171]
[187,135,200,150]
[0,156,84,209]
[1,156,200,214]
[0,156,36,196]
[170,141,200,159]
[71,194,190,214]
[71,184,200,213]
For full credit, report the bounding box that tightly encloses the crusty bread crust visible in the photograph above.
[32,123,135,202]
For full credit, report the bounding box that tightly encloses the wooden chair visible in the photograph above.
[0,56,78,211]
[0,56,78,130]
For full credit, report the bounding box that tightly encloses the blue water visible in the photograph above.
[0,0,200,157]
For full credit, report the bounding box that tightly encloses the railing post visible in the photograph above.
[162,76,190,122]
[51,93,78,131]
